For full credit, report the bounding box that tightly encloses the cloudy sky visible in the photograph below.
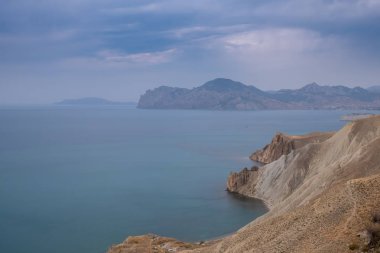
[1,0,380,104]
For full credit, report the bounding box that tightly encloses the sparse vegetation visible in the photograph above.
[349,243,359,250]
[372,212,380,224]
[367,224,380,249]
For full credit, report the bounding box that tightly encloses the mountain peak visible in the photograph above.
[200,78,247,92]
[298,82,328,93]
[300,82,320,90]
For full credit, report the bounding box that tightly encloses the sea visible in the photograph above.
[0,106,370,253]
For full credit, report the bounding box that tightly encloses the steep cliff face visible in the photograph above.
[226,166,259,193]
[232,116,380,210]
[250,132,333,164]
[108,116,380,253]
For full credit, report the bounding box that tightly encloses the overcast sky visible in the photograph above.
[0,0,380,104]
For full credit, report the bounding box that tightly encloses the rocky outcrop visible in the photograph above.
[226,166,259,193]
[107,234,203,253]
[230,116,380,208]
[250,132,333,164]
[108,116,380,253]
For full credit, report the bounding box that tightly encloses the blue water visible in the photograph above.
[0,107,363,253]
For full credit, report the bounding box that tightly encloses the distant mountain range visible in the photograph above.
[56,97,136,106]
[137,78,380,110]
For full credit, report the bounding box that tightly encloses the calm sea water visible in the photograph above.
[0,107,367,253]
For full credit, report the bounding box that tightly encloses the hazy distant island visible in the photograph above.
[55,97,136,106]
[138,78,380,110]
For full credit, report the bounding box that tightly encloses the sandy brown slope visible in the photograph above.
[230,116,380,211]
[192,174,380,253]
[108,116,380,253]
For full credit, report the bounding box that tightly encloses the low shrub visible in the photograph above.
[349,243,359,250]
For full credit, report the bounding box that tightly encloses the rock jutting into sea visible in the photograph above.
[226,166,259,193]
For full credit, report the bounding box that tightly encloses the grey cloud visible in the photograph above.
[0,0,379,103]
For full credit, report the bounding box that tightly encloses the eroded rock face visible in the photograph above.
[250,133,295,164]
[250,132,333,164]
[226,166,259,193]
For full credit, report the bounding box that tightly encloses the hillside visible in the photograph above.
[138,78,380,110]
[368,86,380,94]
[108,115,380,253]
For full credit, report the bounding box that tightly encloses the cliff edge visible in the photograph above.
[250,132,333,164]
[108,116,380,253]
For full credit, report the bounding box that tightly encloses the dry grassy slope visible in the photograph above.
[188,116,380,253]
[192,174,380,253]
[108,116,380,253]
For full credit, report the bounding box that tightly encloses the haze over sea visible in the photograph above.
[0,106,372,253]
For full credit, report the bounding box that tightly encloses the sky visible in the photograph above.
[0,0,380,104]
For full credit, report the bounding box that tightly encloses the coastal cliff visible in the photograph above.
[226,166,259,194]
[250,132,333,164]
[108,116,380,253]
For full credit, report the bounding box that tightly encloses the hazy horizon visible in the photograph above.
[1,0,380,104]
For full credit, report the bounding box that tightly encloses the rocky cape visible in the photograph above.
[250,132,333,164]
[137,78,380,110]
[108,116,380,253]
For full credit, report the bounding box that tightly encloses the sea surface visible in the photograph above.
[0,106,370,253]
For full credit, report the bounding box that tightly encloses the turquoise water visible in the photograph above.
[0,107,361,253]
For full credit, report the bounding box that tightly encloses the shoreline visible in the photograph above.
[225,189,272,211]
[192,190,271,245]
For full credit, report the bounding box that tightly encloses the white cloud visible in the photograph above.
[102,0,223,15]
[201,28,344,56]
[166,24,252,39]
[211,28,338,55]
[181,27,359,89]
[102,3,161,15]
[97,48,178,64]
[252,0,380,21]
